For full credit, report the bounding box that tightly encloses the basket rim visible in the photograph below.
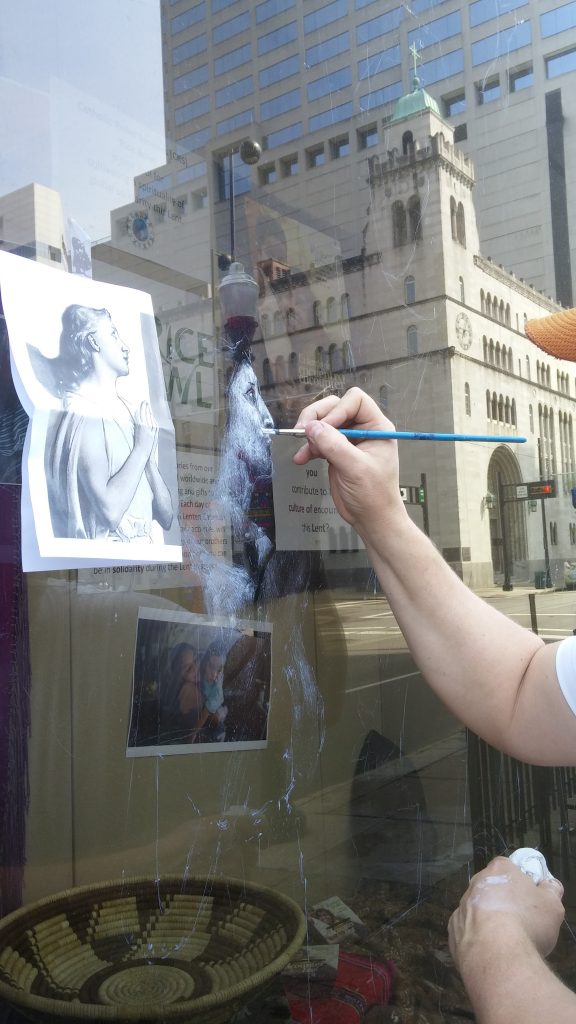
[0,874,306,1021]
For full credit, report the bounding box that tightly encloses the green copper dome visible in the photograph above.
[390,76,441,123]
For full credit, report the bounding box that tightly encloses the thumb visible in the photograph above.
[306,420,366,477]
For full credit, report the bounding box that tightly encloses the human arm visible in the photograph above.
[449,857,573,1024]
[293,388,576,765]
[75,402,158,532]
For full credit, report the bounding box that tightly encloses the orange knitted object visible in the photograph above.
[525,307,576,361]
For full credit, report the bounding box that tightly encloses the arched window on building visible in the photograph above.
[486,292,492,316]
[508,347,513,372]
[511,399,517,426]
[489,338,495,364]
[402,130,415,157]
[450,196,457,241]
[263,357,273,386]
[499,299,505,323]
[286,307,297,333]
[326,296,337,322]
[495,342,501,367]
[342,340,354,370]
[546,365,551,388]
[536,360,541,384]
[329,343,343,372]
[526,355,531,379]
[273,310,284,335]
[315,345,326,373]
[498,394,504,421]
[407,195,422,241]
[529,404,534,433]
[480,289,485,313]
[483,335,488,361]
[456,202,466,246]
[404,275,416,304]
[341,293,351,320]
[505,303,511,326]
[459,276,465,303]
[492,296,498,319]
[501,344,507,368]
[465,382,471,416]
[504,397,510,424]
[486,389,492,418]
[407,325,418,355]
[288,351,299,380]
[312,300,323,326]
[491,391,498,419]
[392,200,407,247]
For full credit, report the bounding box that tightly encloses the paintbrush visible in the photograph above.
[263,428,527,444]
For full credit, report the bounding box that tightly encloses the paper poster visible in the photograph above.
[269,436,362,552]
[0,249,182,570]
[127,608,272,756]
[77,451,231,592]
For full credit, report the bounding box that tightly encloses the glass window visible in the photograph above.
[212,0,241,10]
[262,120,303,148]
[256,0,295,23]
[469,0,528,27]
[179,125,213,150]
[359,80,403,111]
[305,31,350,66]
[8,9,576,1024]
[171,3,206,34]
[215,107,254,135]
[214,42,251,74]
[357,45,401,80]
[259,54,300,87]
[477,76,501,102]
[173,64,209,94]
[472,21,532,66]
[304,0,348,34]
[259,162,277,184]
[509,64,533,91]
[307,67,352,102]
[443,90,466,116]
[309,101,353,132]
[258,20,298,55]
[212,10,251,44]
[421,48,464,84]
[407,11,461,48]
[541,2,576,37]
[307,144,326,166]
[358,125,378,147]
[280,153,298,176]
[330,134,350,158]
[172,31,208,64]
[356,7,403,44]
[215,75,253,107]
[260,88,301,120]
[546,46,576,78]
[174,95,211,126]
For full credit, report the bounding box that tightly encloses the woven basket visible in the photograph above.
[0,876,305,1024]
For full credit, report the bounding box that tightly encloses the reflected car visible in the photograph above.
[562,560,576,590]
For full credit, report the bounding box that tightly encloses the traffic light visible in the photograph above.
[418,485,426,505]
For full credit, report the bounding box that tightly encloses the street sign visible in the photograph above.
[400,484,425,505]
[512,479,556,500]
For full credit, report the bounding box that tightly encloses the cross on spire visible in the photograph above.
[409,41,422,88]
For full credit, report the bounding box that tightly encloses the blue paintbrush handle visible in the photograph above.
[263,428,526,444]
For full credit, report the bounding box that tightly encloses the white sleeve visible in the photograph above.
[555,635,576,716]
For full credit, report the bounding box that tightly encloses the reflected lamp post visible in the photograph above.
[223,139,262,264]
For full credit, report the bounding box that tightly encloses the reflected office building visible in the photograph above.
[93,0,576,588]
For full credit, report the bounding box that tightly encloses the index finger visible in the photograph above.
[296,387,391,432]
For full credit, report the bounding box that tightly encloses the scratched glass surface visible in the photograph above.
[2,2,576,1022]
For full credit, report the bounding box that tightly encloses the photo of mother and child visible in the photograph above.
[127,612,271,754]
